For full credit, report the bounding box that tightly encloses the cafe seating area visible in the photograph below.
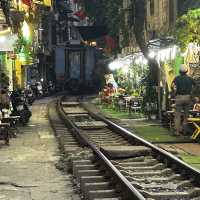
[100,86,200,140]
[99,89,148,119]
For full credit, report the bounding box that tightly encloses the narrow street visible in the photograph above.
[0,98,79,200]
[0,0,199,199]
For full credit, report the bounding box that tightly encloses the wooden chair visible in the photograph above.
[187,117,200,140]
[129,98,142,114]
[117,97,126,111]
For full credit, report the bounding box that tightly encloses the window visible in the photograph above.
[150,0,154,16]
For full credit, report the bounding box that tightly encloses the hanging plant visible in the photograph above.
[174,8,200,51]
[14,26,34,62]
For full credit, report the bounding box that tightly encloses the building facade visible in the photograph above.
[120,0,177,54]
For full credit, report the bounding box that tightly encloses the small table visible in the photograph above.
[187,117,200,140]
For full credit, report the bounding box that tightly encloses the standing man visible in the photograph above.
[172,64,196,135]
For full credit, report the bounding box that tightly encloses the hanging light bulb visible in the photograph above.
[22,20,30,40]
[148,51,155,59]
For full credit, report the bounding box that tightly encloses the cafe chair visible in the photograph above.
[187,117,200,140]
[129,99,142,113]
[117,97,126,112]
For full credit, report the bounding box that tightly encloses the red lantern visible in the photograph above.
[22,0,31,6]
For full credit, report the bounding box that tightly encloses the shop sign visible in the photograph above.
[121,46,140,56]
[0,34,17,52]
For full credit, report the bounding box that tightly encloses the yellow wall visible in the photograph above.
[15,59,22,88]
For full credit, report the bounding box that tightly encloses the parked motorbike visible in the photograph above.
[48,81,55,95]
[36,82,43,97]
[42,84,49,97]
[10,90,32,126]
[25,87,35,105]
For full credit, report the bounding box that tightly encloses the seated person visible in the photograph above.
[107,83,115,95]
[102,84,114,104]
[193,97,200,112]
[184,97,200,135]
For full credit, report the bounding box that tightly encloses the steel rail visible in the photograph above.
[57,97,146,200]
[82,102,200,185]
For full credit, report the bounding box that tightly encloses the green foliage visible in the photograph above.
[174,8,200,51]
[102,0,122,42]
[14,29,33,61]
[178,0,200,16]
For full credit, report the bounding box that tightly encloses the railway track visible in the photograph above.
[49,96,200,200]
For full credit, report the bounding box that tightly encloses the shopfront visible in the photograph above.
[0,31,17,90]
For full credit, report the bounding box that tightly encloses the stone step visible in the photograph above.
[76,170,102,182]
[83,182,112,198]
[88,190,119,200]
[62,142,79,145]
[63,146,80,153]
[94,197,122,200]
[93,198,121,200]
[80,176,106,188]
[73,160,93,165]
[73,165,97,177]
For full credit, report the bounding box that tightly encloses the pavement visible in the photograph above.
[0,97,80,200]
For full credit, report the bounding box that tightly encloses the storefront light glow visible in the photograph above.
[159,49,167,62]
[124,58,132,65]
[171,46,177,60]
[109,60,123,71]
[142,58,148,65]
[135,58,140,65]
[122,65,129,74]
[22,20,30,40]
[0,27,11,36]
[0,36,6,42]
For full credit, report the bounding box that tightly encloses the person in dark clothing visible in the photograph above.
[172,64,196,135]
[0,89,10,110]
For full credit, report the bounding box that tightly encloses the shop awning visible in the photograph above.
[76,26,108,41]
